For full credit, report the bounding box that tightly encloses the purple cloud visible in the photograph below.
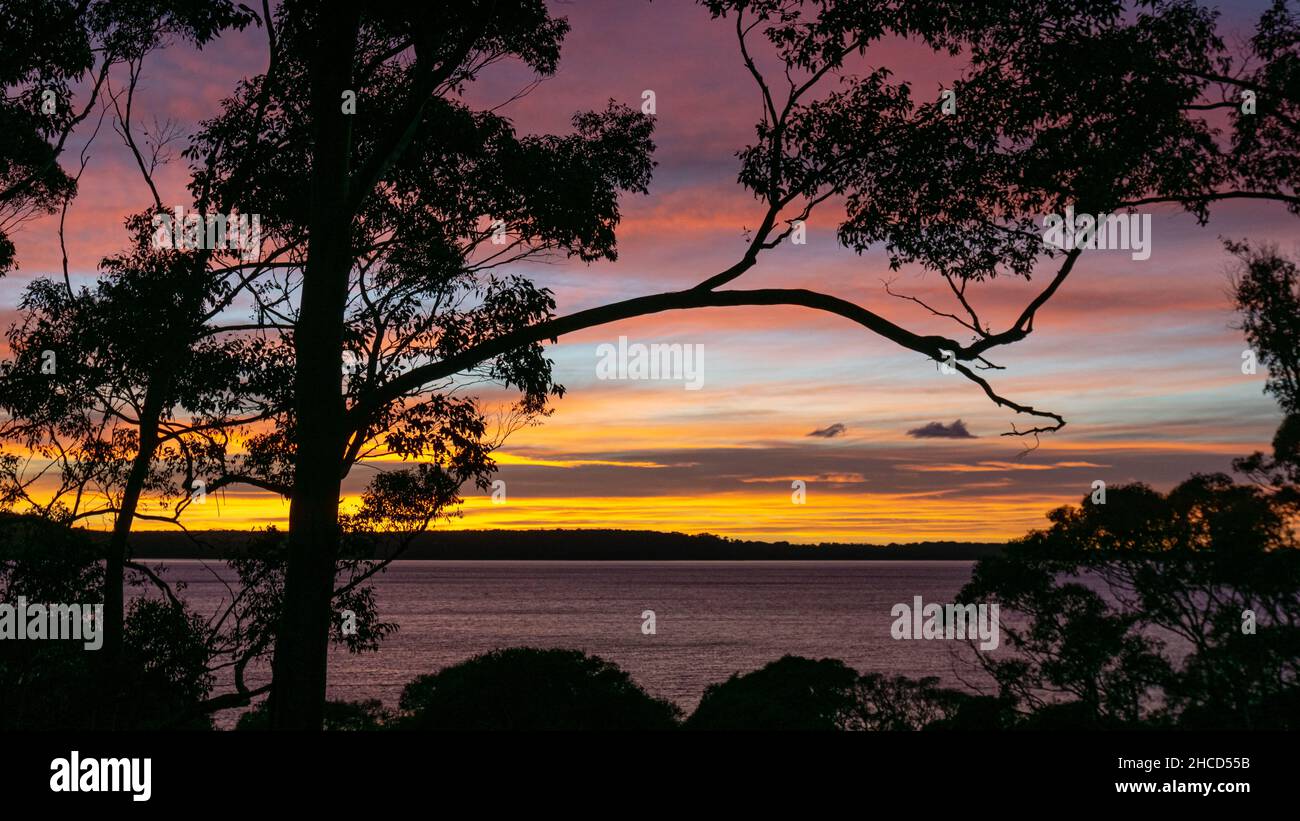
[808,423,847,438]
[907,419,976,439]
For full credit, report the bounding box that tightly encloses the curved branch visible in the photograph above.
[952,361,1066,436]
[346,284,1008,431]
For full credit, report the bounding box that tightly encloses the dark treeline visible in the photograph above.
[122,529,1004,561]
[240,640,1300,731]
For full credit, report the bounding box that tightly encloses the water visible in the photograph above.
[141,560,987,726]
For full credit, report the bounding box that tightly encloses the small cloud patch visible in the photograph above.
[907,419,975,439]
[808,423,847,438]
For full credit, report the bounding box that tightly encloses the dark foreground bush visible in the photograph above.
[238,698,392,730]
[0,515,213,729]
[686,656,1015,731]
[394,647,681,730]
[848,672,1017,730]
[686,655,860,730]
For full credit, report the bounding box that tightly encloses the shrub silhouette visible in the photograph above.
[0,514,212,729]
[1015,700,1147,730]
[686,655,860,730]
[394,647,680,730]
[846,673,1017,731]
[238,698,391,731]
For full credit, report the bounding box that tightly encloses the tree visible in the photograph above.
[0,0,258,660]
[0,221,287,659]
[1231,242,1300,492]
[257,0,1274,729]
[956,175,1300,729]
[0,0,256,272]
[959,474,1300,728]
[179,0,656,728]
[1,0,391,699]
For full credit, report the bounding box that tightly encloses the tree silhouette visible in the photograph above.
[0,0,256,272]
[959,473,1300,728]
[0,219,288,659]
[0,0,259,659]
[1232,243,1300,492]
[174,0,658,728]
[234,0,1218,728]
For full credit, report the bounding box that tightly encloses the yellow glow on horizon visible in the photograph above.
[2,429,1254,543]
[101,488,1071,543]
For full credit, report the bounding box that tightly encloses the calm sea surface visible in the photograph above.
[142,560,987,726]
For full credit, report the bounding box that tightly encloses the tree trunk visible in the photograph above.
[104,386,165,659]
[94,380,165,729]
[268,2,360,730]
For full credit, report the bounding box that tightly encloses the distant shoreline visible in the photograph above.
[120,528,1005,561]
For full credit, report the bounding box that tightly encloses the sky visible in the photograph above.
[1,0,1293,543]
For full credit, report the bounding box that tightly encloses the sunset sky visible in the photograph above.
[2,0,1293,543]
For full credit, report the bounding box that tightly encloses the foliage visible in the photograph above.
[686,655,860,730]
[394,647,681,730]
[0,0,255,272]
[0,514,213,728]
[237,698,391,731]
[960,475,1300,728]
